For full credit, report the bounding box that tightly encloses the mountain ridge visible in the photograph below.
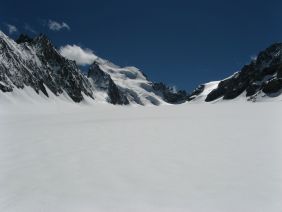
[189,43,282,102]
[1,31,282,104]
[0,31,188,105]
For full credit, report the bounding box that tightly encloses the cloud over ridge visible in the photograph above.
[6,24,17,34]
[59,45,97,66]
[48,20,70,31]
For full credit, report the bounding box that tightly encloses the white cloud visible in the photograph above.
[24,24,37,34]
[251,55,257,61]
[6,24,18,34]
[59,45,97,66]
[48,20,70,31]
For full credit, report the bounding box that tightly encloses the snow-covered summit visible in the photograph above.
[2,30,282,105]
[0,31,188,105]
[188,43,282,102]
[0,31,94,102]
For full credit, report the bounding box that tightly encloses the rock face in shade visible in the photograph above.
[0,32,93,102]
[88,62,129,105]
[3,30,282,105]
[0,31,189,105]
[152,82,188,104]
[188,43,282,102]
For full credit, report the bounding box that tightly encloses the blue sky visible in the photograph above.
[1,0,282,91]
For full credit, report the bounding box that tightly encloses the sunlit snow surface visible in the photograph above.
[0,95,282,211]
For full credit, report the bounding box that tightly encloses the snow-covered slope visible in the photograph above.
[87,60,164,105]
[0,32,93,102]
[0,101,281,212]
[86,58,189,105]
[188,43,282,102]
[0,31,188,105]
[188,81,220,102]
[2,29,282,104]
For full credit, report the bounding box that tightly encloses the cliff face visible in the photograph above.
[189,43,282,102]
[0,31,189,105]
[0,32,93,102]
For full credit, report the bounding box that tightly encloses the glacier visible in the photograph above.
[0,100,281,212]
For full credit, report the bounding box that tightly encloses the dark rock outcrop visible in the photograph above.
[195,43,282,102]
[187,84,205,101]
[16,34,33,44]
[88,62,129,105]
[262,78,282,94]
[0,32,93,102]
[1,31,192,105]
[152,82,188,104]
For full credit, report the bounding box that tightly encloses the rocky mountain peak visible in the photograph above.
[2,29,282,104]
[0,31,189,105]
[16,34,33,44]
[188,43,282,102]
[255,43,282,70]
